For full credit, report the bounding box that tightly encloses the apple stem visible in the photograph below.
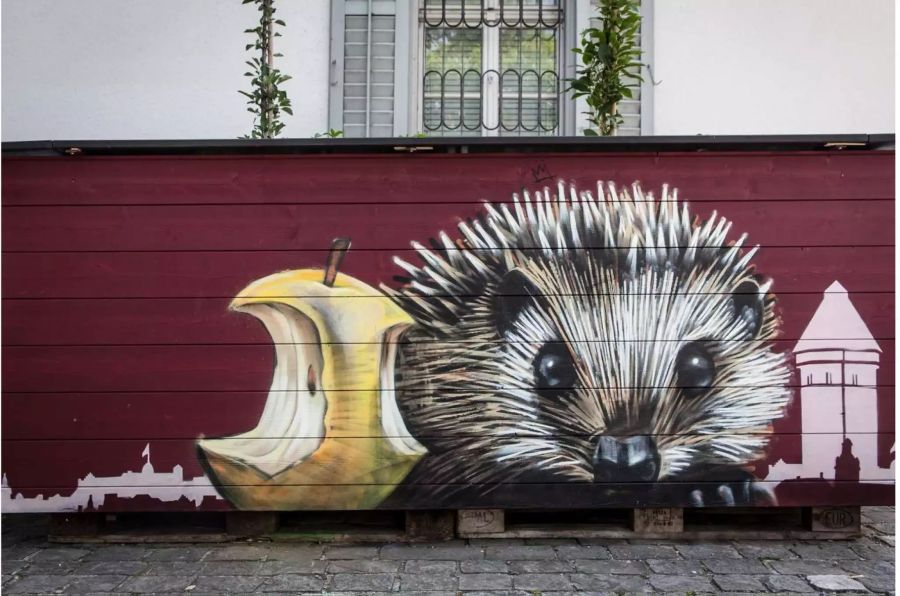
[323,237,352,287]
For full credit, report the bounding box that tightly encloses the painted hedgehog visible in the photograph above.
[382,181,792,507]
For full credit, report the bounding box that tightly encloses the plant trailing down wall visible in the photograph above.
[240,0,293,139]
[569,0,643,136]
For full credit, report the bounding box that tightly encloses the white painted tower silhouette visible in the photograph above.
[769,281,893,482]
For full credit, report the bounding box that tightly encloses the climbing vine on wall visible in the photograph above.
[240,0,293,139]
[569,0,643,136]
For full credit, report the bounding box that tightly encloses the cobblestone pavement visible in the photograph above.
[1,508,894,594]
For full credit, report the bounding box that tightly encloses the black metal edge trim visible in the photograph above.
[2,134,895,157]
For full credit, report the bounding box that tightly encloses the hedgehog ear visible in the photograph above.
[732,279,764,338]
[493,269,541,336]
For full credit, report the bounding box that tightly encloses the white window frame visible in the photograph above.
[408,0,575,137]
[329,0,653,137]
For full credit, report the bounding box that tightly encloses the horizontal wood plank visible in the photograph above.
[3,390,893,439]
[3,153,893,206]
[3,343,895,393]
[2,293,894,346]
[2,247,893,298]
[2,200,894,252]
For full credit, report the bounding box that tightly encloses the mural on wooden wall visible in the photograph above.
[195,182,797,509]
[2,150,894,514]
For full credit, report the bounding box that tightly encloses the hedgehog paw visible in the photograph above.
[688,473,772,507]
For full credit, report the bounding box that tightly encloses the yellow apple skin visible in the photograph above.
[197,270,424,510]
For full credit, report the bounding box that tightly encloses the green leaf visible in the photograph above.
[583,129,599,136]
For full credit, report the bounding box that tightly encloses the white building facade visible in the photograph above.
[1,0,895,141]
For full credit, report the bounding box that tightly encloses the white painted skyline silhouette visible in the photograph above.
[768,281,894,483]
[1,444,222,513]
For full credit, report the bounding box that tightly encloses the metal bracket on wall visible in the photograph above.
[393,146,434,153]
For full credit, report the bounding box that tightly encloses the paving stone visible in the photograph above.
[201,560,262,575]
[143,561,204,575]
[460,560,508,573]
[206,545,271,561]
[264,544,325,561]
[856,573,896,593]
[609,544,679,559]
[403,560,458,573]
[81,546,147,562]
[29,547,90,562]
[764,574,815,592]
[649,573,716,592]
[326,558,401,573]
[398,572,458,590]
[512,573,572,591]
[507,559,573,573]
[574,558,648,574]
[807,574,868,592]
[862,507,894,523]
[523,538,578,545]
[258,558,327,574]
[570,573,650,592]
[555,544,611,560]
[323,545,381,559]
[458,572,512,590]
[4,573,70,593]
[467,538,525,546]
[193,574,266,592]
[711,574,767,592]
[703,558,769,574]
[734,542,798,559]
[769,558,843,574]
[792,543,863,560]
[647,558,705,575]
[64,574,129,592]
[1,560,27,576]
[260,573,327,592]
[850,538,895,560]
[76,560,148,575]
[838,559,895,576]
[144,546,211,562]
[22,560,79,575]
[2,547,40,561]
[381,544,483,560]
[675,543,742,559]
[874,534,895,547]
[484,545,557,560]
[330,572,396,591]
[110,574,197,593]
[393,592,460,596]
[868,521,895,535]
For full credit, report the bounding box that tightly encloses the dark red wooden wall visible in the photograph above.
[2,149,894,510]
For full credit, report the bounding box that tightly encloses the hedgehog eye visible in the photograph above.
[534,342,577,395]
[675,342,715,398]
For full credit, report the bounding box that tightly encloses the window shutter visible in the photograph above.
[339,1,397,138]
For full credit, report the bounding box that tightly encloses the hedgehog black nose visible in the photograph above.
[593,435,660,483]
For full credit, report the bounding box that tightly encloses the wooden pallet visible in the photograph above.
[48,506,861,543]
[456,506,862,540]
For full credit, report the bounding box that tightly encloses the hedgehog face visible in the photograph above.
[491,261,787,483]
[386,182,792,493]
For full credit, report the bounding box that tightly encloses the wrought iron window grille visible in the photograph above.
[422,68,559,133]
[421,0,563,29]
[420,0,563,136]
